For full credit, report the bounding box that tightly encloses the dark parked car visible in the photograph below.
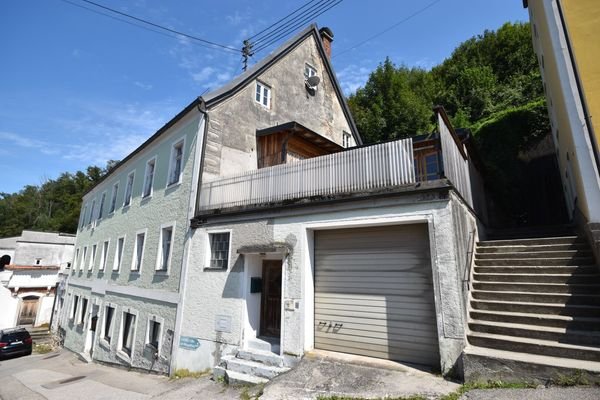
[0,327,32,359]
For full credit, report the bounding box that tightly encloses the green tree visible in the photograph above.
[348,58,435,144]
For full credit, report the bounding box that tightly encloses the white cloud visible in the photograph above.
[5,99,180,167]
[191,66,216,83]
[134,81,153,90]
[336,64,372,95]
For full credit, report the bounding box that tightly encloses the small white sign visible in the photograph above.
[215,315,232,333]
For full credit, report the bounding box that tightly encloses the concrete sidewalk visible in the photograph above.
[259,350,460,400]
[0,350,242,400]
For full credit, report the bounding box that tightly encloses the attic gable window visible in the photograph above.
[255,81,271,108]
[304,63,317,79]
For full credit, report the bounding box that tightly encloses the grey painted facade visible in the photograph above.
[176,187,476,374]
[61,109,203,372]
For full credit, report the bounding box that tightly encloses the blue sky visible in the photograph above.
[0,0,528,193]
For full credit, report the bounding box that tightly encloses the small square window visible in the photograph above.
[209,232,230,269]
[304,63,317,79]
[342,131,352,148]
[255,81,271,108]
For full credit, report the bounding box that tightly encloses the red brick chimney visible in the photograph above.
[319,27,334,58]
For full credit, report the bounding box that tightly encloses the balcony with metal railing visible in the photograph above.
[196,108,476,216]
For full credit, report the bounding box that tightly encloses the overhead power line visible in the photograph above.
[333,0,443,59]
[60,0,240,53]
[251,0,331,45]
[248,0,323,41]
[250,0,344,56]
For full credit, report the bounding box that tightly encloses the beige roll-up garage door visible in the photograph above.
[314,224,440,367]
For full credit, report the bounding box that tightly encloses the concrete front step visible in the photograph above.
[473,272,600,284]
[467,331,600,362]
[475,250,593,259]
[213,366,268,386]
[476,243,590,253]
[236,349,284,367]
[473,281,600,294]
[478,236,582,247]
[462,346,600,384]
[469,320,600,346]
[221,355,289,379]
[474,265,598,274]
[471,299,600,316]
[470,309,600,330]
[475,257,595,266]
[471,290,600,305]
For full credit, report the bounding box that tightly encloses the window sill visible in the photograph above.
[141,194,153,201]
[130,270,141,275]
[203,267,228,272]
[123,204,131,210]
[116,350,132,363]
[154,269,169,276]
[100,338,111,349]
[166,181,181,190]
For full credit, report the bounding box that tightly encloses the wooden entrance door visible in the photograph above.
[260,260,282,337]
[18,296,39,325]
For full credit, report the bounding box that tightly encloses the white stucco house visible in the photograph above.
[0,230,75,330]
[60,24,484,381]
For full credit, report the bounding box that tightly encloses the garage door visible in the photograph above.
[314,224,439,367]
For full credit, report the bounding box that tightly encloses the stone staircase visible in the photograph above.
[463,232,600,383]
[27,326,52,345]
[214,348,290,385]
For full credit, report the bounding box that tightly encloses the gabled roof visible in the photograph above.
[201,24,362,145]
[83,24,362,196]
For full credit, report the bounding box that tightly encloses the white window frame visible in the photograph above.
[205,229,232,270]
[131,229,147,273]
[255,81,271,108]
[98,191,106,220]
[342,131,352,148]
[73,248,80,271]
[88,243,97,271]
[117,308,138,361]
[88,199,96,226]
[156,222,176,274]
[142,156,157,198]
[109,182,119,214]
[70,294,79,320]
[123,171,135,207]
[80,204,88,229]
[304,62,317,79]
[113,235,126,272]
[145,315,164,355]
[81,246,88,271]
[99,240,110,271]
[78,296,88,326]
[100,302,117,347]
[167,138,185,187]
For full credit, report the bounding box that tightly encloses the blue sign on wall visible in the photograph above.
[179,336,201,350]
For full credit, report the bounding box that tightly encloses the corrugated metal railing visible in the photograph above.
[198,139,415,211]
[438,113,473,208]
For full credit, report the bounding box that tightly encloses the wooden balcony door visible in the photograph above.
[260,260,282,338]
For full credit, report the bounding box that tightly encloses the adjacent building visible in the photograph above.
[525,0,600,256]
[0,230,75,330]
